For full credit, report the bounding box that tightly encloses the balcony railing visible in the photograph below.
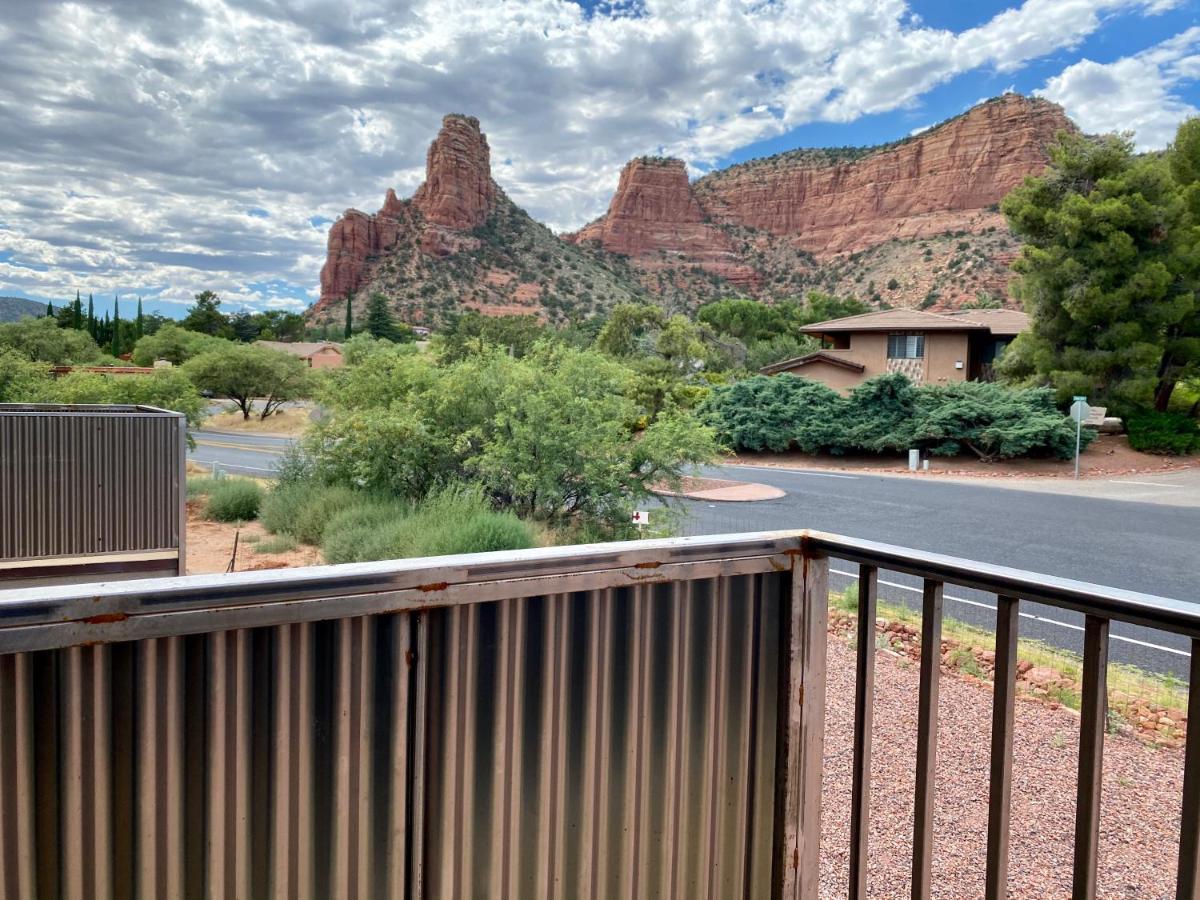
[0,530,1196,899]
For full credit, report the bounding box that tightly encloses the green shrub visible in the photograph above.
[204,479,263,522]
[1126,411,1200,455]
[320,498,410,564]
[186,476,219,498]
[320,486,534,564]
[703,375,844,452]
[704,374,1086,460]
[259,481,360,544]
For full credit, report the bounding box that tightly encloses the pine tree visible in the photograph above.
[344,293,353,339]
[365,293,402,342]
[72,291,82,330]
[45,300,54,318]
[111,295,121,357]
[135,296,145,340]
[87,293,96,338]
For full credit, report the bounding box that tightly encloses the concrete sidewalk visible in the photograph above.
[931,467,1200,507]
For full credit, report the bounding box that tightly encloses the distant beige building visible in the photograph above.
[761,308,1028,392]
[255,340,345,369]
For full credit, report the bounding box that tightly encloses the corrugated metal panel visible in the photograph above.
[0,565,793,899]
[0,406,184,564]
[418,575,785,897]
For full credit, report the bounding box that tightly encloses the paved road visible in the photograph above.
[189,429,290,477]
[188,431,1200,677]
[668,463,1200,678]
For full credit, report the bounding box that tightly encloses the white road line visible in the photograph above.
[725,464,858,479]
[829,567,1191,659]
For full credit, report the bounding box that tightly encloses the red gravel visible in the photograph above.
[819,635,1186,898]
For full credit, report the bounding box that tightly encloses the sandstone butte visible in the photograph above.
[315,94,1073,311]
[570,94,1071,266]
[318,113,497,307]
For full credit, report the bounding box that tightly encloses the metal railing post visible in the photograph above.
[781,543,828,900]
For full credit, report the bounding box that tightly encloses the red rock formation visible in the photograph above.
[567,158,760,288]
[413,115,495,230]
[692,94,1071,256]
[317,115,497,307]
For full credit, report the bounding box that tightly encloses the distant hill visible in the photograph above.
[0,296,48,322]
[311,94,1071,326]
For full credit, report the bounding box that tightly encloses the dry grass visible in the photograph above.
[204,403,313,436]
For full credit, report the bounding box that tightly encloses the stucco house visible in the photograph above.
[760,308,1028,392]
[254,340,345,369]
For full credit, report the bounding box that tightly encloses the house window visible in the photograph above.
[887,333,925,359]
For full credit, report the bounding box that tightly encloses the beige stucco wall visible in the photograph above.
[776,329,972,392]
[308,348,344,369]
[923,332,969,384]
[780,360,864,394]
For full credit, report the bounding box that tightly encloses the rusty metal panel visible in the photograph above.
[0,563,792,899]
[417,573,787,898]
[0,405,185,577]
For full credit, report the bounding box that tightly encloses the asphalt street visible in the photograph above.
[188,430,1200,677]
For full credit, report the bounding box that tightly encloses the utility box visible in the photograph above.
[0,404,187,587]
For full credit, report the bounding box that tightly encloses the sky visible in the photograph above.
[0,0,1197,318]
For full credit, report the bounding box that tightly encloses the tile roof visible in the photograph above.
[799,308,991,333]
[760,350,867,375]
[255,340,343,358]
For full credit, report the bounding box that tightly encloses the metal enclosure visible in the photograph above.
[0,404,187,586]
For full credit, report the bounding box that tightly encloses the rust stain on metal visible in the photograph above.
[417,582,449,592]
[798,685,805,707]
[633,561,662,570]
[793,847,799,869]
[404,649,416,667]
[81,611,128,625]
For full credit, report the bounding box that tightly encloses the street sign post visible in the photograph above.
[1069,396,1088,479]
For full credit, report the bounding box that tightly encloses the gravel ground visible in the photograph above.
[819,634,1186,899]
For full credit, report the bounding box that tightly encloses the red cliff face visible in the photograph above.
[692,94,1071,255]
[567,158,760,287]
[413,115,495,230]
[317,115,496,307]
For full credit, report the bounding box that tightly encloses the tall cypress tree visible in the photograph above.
[135,296,145,340]
[86,293,96,338]
[344,293,353,339]
[45,300,54,318]
[72,291,82,329]
[111,295,121,357]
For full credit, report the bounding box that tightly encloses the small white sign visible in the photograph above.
[1070,398,1089,422]
[631,510,650,526]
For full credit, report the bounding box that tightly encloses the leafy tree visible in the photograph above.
[0,348,51,401]
[131,323,227,366]
[0,316,106,364]
[364,293,413,343]
[45,368,206,426]
[306,345,717,529]
[183,343,310,419]
[435,311,546,362]
[697,299,784,342]
[72,291,83,330]
[1001,126,1200,410]
[181,290,232,337]
[594,303,664,357]
[744,333,818,372]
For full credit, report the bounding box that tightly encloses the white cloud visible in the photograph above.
[1038,26,1200,150]
[0,0,1183,307]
